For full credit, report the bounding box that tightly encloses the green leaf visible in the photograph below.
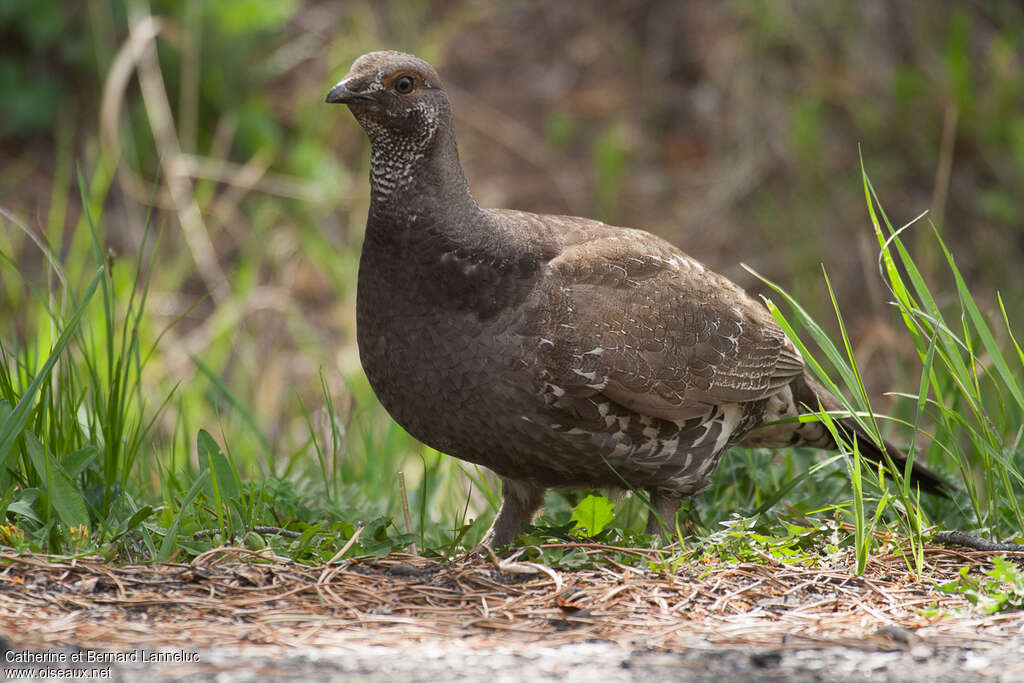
[119,505,155,536]
[197,429,240,504]
[355,517,397,557]
[570,494,615,537]
[24,432,89,528]
[64,447,99,479]
[7,490,42,525]
[0,486,15,520]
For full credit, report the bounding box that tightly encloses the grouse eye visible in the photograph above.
[394,75,415,94]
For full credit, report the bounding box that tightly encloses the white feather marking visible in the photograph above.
[545,383,566,397]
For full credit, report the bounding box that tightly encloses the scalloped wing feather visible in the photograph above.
[519,222,805,421]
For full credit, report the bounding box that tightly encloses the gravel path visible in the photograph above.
[4,640,1020,682]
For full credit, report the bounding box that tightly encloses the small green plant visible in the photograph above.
[569,493,615,537]
[939,556,1024,614]
[698,513,840,566]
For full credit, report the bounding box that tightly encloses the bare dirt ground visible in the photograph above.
[2,545,1023,681]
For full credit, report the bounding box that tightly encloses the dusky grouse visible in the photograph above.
[326,51,950,549]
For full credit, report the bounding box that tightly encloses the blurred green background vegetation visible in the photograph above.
[0,0,1022,560]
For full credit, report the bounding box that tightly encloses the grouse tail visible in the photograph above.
[792,374,954,497]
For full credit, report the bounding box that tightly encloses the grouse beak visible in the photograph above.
[325,79,368,104]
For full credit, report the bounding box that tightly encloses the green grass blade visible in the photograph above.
[191,354,274,467]
[936,232,1024,411]
[997,293,1024,370]
[820,267,880,439]
[743,264,853,400]
[0,267,103,469]
[77,167,115,388]
[157,469,210,562]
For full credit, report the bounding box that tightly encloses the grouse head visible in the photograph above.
[326,51,450,153]
[326,51,476,210]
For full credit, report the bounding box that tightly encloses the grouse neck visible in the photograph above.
[367,118,482,226]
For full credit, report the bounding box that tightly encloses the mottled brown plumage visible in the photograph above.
[326,51,951,548]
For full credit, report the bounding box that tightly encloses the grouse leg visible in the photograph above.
[645,490,682,539]
[480,477,545,550]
